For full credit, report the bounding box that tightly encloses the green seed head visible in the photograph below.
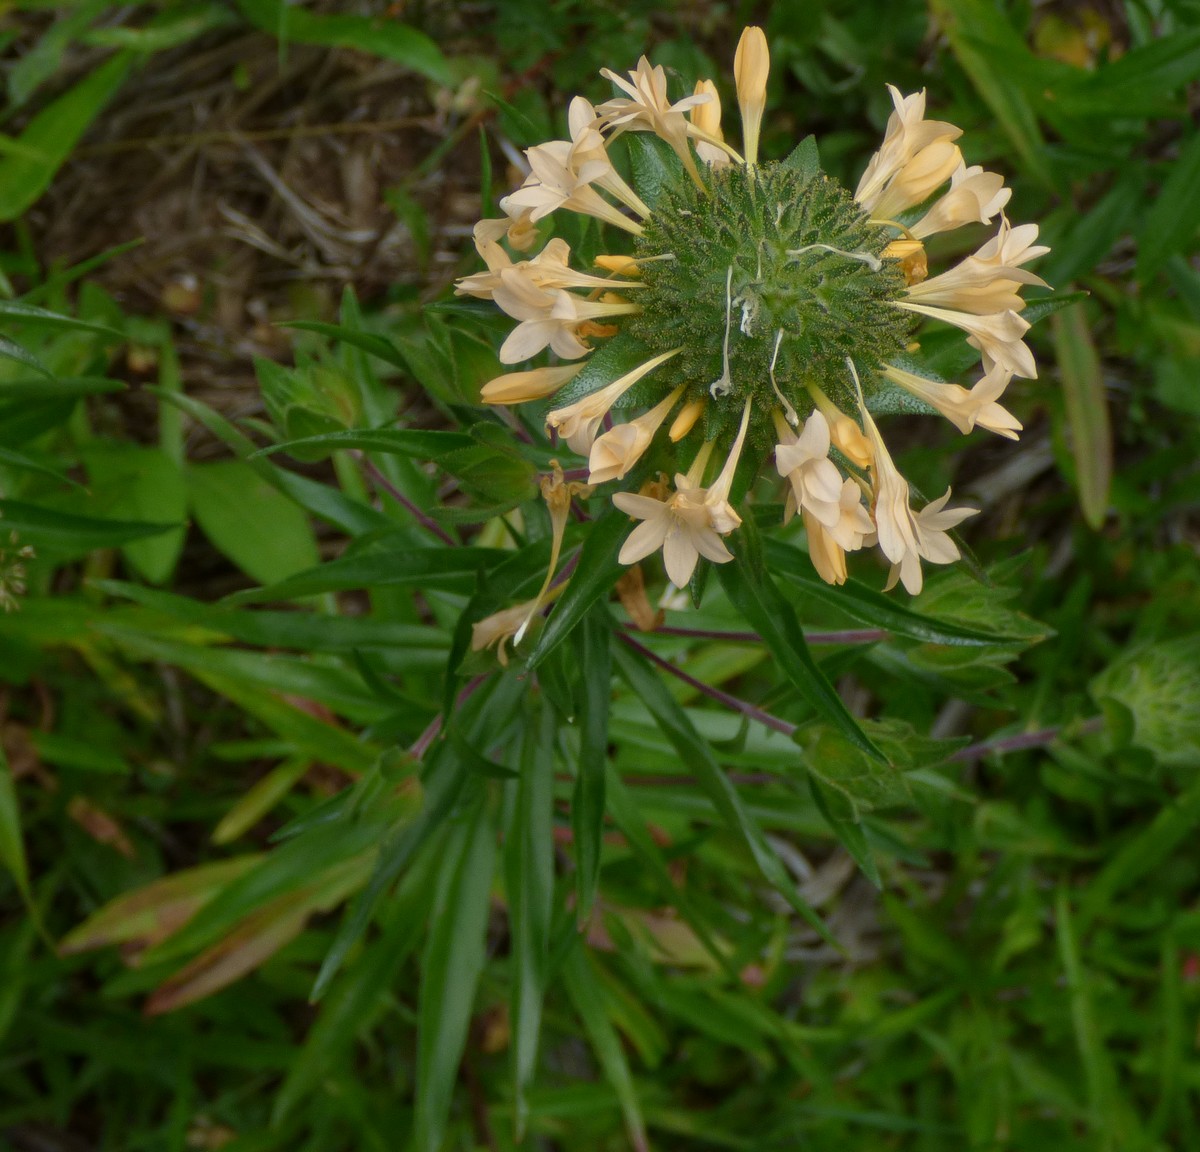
[630,162,914,442]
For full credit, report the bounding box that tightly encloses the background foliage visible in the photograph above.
[1,2,1199,1150]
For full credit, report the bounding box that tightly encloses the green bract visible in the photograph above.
[632,162,912,442]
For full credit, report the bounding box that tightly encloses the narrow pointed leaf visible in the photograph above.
[572,607,610,922]
[721,526,884,761]
[526,506,626,670]
[614,642,833,943]
[414,798,496,1152]
[1053,305,1111,529]
[506,705,555,1139]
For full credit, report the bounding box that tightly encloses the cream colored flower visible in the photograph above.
[689,79,730,167]
[701,398,752,534]
[855,86,963,216]
[480,363,584,405]
[882,363,1022,439]
[868,139,962,221]
[589,387,683,484]
[614,476,734,588]
[668,396,705,442]
[457,236,641,301]
[734,26,769,166]
[896,301,1036,379]
[566,96,652,218]
[472,601,538,666]
[805,510,849,585]
[802,479,874,586]
[884,489,978,594]
[474,213,539,253]
[910,162,1011,240]
[502,139,643,235]
[810,387,873,469]
[857,391,977,594]
[774,410,845,528]
[613,401,751,585]
[901,218,1049,316]
[597,55,710,148]
[513,465,591,644]
[546,348,681,454]
[493,272,640,364]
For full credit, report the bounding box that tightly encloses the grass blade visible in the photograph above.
[572,607,610,923]
[1053,304,1111,529]
[414,796,497,1152]
[506,704,555,1139]
[614,642,834,944]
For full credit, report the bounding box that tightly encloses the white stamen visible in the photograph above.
[787,243,883,272]
[738,294,758,336]
[769,329,799,426]
[846,355,865,401]
[709,264,736,398]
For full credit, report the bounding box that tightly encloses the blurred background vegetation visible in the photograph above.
[1,1,1199,1149]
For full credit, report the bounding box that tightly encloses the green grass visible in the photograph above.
[1,2,1199,1150]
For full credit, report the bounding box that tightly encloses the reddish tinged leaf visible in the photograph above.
[59,856,264,958]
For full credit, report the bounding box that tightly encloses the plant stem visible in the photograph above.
[950,715,1105,763]
[410,675,488,760]
[618,631,798,737]
[358,454,458,547]
[622,623,888,645]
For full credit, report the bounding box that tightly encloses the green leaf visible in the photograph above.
[1052,304,1111,530]
[562,944,649,1152]
[0,499,179,552]
[311,742,470,1000]
[549,331,661,412]
[796,724,912,818]
[1080,774,1200,924]
[272,852,436,1124]
[235,0,453,86]
[414,798,496,1152]
[614,642,832,942]
[721,525,884,761]
[0,52,132,221]
[279,321,409,370]
[0,445,79,487]
[0,376,125,400]
[83,3,238,52]
[625,132,685,211]
[0,747,32,909]
[252,427,475,461]
[572,607,610,923]
[83,444,187,584]
[187,460,320,586]
[506,705,555,1140]
[0,336,52,379]
[223,544,506,605]
[526,506,626,670]
[1055,28,1200,116]
[149,386,393,536]
[1042,173,1143,285]
[212,758,311,845]
[0,299,123,338]
[809,776,881,889]
[1138,131,1200,282]
[1056,888,1124,1143]
[781,134,820,181]
[1020,289,1090,329]
[929,0,1053,190]
[764,538,1025,645]
[59,856,263,955]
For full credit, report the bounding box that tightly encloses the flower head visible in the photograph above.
[462,29,1048,596]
